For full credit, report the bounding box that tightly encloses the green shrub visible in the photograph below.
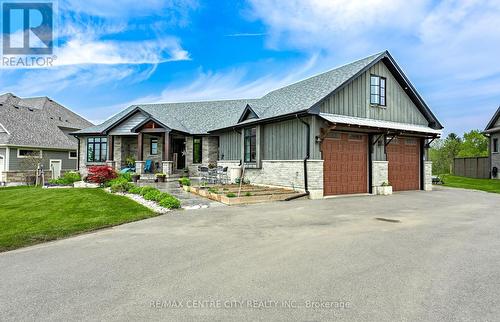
[208,187,218,194]
[245,192,252,197]
[158,195,181,209]
[110,182,135,193]
[128,186,142,194]
[106,173,132,187]
[178,177,191,186]
[48,171,82,185]
[226,192,236,198]
[140,186,158,196]
[143,189,162,201]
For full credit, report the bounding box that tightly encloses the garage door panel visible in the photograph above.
[323,133,368,196]
[387,137,420,191]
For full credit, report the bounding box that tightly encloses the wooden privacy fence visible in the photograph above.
[453,157,489,179]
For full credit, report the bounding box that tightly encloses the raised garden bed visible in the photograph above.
[189,184,303,205]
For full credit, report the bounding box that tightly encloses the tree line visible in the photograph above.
[429,130,489,175]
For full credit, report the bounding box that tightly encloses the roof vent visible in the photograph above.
[58,116,62,121]
[28,108,34,112]
[14,105,19,109]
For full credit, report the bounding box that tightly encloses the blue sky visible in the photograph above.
[2,0,500,135]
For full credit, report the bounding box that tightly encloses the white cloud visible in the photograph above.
[144,54,319,103]
[247,0,430,49]
[55,36,189,66]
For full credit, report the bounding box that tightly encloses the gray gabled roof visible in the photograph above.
[76,50,442,135]
[0,93,93,149]
[484,106,500,133]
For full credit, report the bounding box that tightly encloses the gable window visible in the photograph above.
[494,138,499,153]
[244,127,257,163]
[87,137,107,162]
[68,151,77,159]
[150,138,158,155]
[370,75,386,106]
[193,136,202,164]
[18,149,42,158]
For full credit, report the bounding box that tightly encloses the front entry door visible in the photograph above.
[172,138,186,170]
[50,160,62,179]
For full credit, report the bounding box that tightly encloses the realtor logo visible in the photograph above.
[2,2,53,55]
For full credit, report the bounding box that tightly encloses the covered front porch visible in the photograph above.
[106,119,188,176]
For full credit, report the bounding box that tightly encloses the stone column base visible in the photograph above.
[424,161,433,191]
[162,161,174,176]
[372,161,391,195]
[135,161,145,174]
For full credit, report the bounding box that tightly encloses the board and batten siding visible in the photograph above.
[217,116,321,162]
[108,111,146,135]
[320,61,428,126]
[8,148,77,171]
[219,131,241,160]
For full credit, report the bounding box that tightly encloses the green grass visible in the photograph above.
[442,175,500,194]
[0,186,156,252]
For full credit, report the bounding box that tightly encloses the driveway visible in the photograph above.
[1,187,500,321]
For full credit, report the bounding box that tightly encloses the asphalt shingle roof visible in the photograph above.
[0,93,93,149]
[77,51,440,135]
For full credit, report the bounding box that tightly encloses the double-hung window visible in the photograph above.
[244,127,257,163]
[370,75,386,106]
[494,138,499,153]
[150,138,158,155]
[87,137,107,162]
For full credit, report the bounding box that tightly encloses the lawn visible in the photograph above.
[441,175,500,194]
[0,187,156,252]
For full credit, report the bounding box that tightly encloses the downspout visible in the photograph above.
[76,136,80,171]
[285,115,310,200]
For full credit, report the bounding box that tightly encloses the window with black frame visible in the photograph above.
[193,137,202,164]
[87,137,107,162]
[150,138,158,155]
[244,127,257,163]
[370,75,386,106]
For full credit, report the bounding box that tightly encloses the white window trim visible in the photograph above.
[68,150,77,159]
[17,148,43,159]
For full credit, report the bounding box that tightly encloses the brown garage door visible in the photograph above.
[387,137,421,191]
[323,132,368,195]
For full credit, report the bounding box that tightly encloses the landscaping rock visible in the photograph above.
[73,181,100,188]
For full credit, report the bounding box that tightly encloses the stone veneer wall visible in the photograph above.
[2,170,68,185]
[371,161,389,194]
[424,161,433,191]
[233,160,324,199]
[142,134,163,172]
[186,136,218,176]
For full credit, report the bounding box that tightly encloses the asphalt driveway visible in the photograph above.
[1,187,500,321]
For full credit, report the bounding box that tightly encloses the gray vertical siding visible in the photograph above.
[219,131,241,160]
[217,116,321,162]
[109,112,147,135]
[320,61,428,126]
[8,148,77,170]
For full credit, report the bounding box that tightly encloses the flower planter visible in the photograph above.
[375,185,393,196]
[132,175,140,183]
[156,175,166,183]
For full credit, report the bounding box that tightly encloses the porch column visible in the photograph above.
[137,132,143,161]
[163,131,171,161]
[106,135,116,169]
[162,131,173,175]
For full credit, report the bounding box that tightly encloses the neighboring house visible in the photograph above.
[74,51,443,198]
[0,93,93,185]
[484,106,500,179]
